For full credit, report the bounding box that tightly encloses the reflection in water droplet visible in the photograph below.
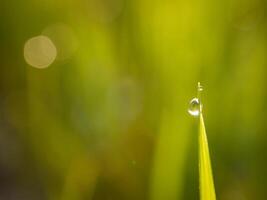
[188,98,200,116]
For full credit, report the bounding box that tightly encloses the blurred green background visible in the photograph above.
[1,0,267,199]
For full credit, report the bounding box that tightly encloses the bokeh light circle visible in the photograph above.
[24,35,57,69]
[42,23,78,60]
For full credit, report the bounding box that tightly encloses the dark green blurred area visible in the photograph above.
[1,0,267,199]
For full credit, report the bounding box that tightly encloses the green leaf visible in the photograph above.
[199,113,216,200]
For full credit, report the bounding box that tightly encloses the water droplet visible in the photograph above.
[198,82,203,92]
[188,98,200,116]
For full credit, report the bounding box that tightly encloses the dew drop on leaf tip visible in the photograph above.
[188,98,200,116]
[188,82,203,117]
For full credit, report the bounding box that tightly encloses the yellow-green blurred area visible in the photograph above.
[0,0,267,199]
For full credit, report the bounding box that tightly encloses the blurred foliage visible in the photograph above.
[1,0,267,199]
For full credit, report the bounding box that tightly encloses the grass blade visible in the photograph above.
[199,113,216,200]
